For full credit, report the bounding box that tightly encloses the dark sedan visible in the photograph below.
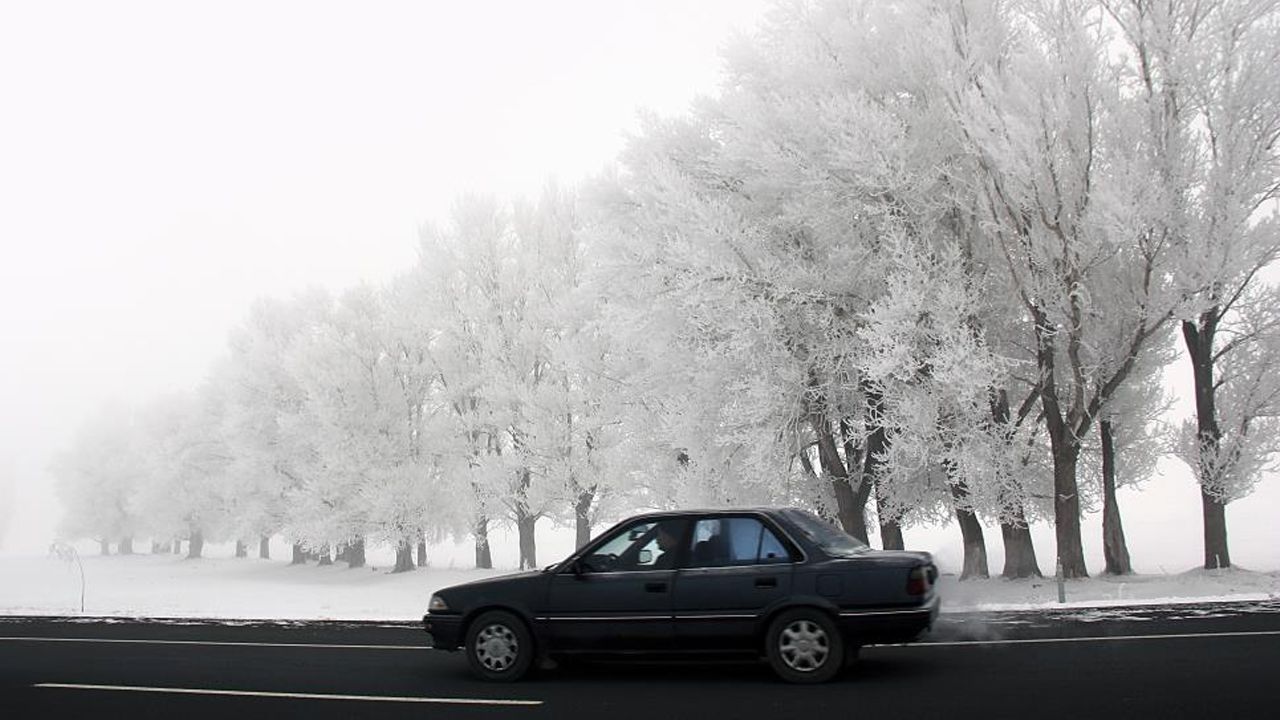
[422,507,939,683]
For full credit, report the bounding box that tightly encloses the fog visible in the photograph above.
[1,1,1276,579]
[0,0,771,554]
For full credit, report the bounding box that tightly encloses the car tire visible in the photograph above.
[765,608,845,684]
[465,610,534,682]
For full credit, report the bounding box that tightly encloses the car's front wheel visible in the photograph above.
[765,608,845,683]
[465,610,534,682]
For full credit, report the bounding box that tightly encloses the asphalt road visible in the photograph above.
[2,600,1278,719]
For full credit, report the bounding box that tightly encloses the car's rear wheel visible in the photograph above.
[465,610,534,682]
[765,608,845,683]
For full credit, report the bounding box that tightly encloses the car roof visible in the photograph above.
[626,507,798,521]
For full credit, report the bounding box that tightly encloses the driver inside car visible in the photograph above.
[650,523,681,569]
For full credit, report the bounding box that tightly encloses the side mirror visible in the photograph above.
[571,559,586,578]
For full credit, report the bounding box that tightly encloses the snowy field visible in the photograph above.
[4,473,1277,621]
[3,549,1277,622]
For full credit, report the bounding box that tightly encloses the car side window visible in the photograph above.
[593,521,655,559]
[579,519,684,572]
[687,517,793,567]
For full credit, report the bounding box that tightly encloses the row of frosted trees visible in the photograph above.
[54,0,1280,577]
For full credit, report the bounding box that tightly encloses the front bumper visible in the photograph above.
[422,613,463,651]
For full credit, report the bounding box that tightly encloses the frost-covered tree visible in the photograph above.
[283,285,438,572]
[52,402,146,554]
[1175,285,1280,566]
[416,192,590,569]
[939,0,1190,577]
[133,387,235,559]
[600,0,1004,548]
[222,290,332,561]
[859,232,1014,579]
[1101,0,1280,569]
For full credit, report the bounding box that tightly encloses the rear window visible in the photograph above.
[781,509,868,558]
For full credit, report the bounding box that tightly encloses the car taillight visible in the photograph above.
[906,565,931,596]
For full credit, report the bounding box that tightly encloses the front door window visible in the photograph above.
[582,519,686,572]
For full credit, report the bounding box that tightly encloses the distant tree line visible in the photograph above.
[53,0,1280,577]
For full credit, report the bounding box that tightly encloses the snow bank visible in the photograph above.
[3,552,1277,621]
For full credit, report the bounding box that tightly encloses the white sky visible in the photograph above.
[0,0,771,552]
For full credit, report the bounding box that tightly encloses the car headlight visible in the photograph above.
[428,594,449,612]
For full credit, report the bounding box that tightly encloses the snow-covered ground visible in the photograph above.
[2,550,1276,622]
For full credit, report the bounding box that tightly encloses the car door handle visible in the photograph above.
[645,582,668,593]
[755,577,778,589]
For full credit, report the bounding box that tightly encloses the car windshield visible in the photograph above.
[782,509,868,557]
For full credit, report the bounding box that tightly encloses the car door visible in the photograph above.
[542,518,688,653]
[671,515,796,652]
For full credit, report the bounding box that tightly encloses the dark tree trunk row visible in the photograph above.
[259,535,271,559]
[234,540,248,558]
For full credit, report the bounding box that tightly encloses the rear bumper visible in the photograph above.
[836,594,940,644]
[422,613,463,651]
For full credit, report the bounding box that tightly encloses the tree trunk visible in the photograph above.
[878,512,905,551]
[812,415,870,542]
[417,535,428,568]
[346,537,366,569]
[259,535,271,559]
[516,512,538,570]
[1201,488,1230,569]
[1100,419,1133,575]
[474,515,493,569]
[291,542,308,565]
[118,537,133,555]
[392,538,415,573]
[234,540,248,559]
[186,530,204,559]
[173,540,182,555]
[1183,317,1232,569]
[949,480,989,580]
[989,388,1042,579]
[1000,519,1042,578]
[1036,307,1088,578]
[98,539,110,556]
[1049,446,1087,578]
[872,389,903,551]
[317,544,333,566]
[574,488,595,549]
[857,385,890,544]
[150,541,162,554]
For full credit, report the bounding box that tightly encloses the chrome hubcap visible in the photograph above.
[475,623,519,672]
[779,619,830,672]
